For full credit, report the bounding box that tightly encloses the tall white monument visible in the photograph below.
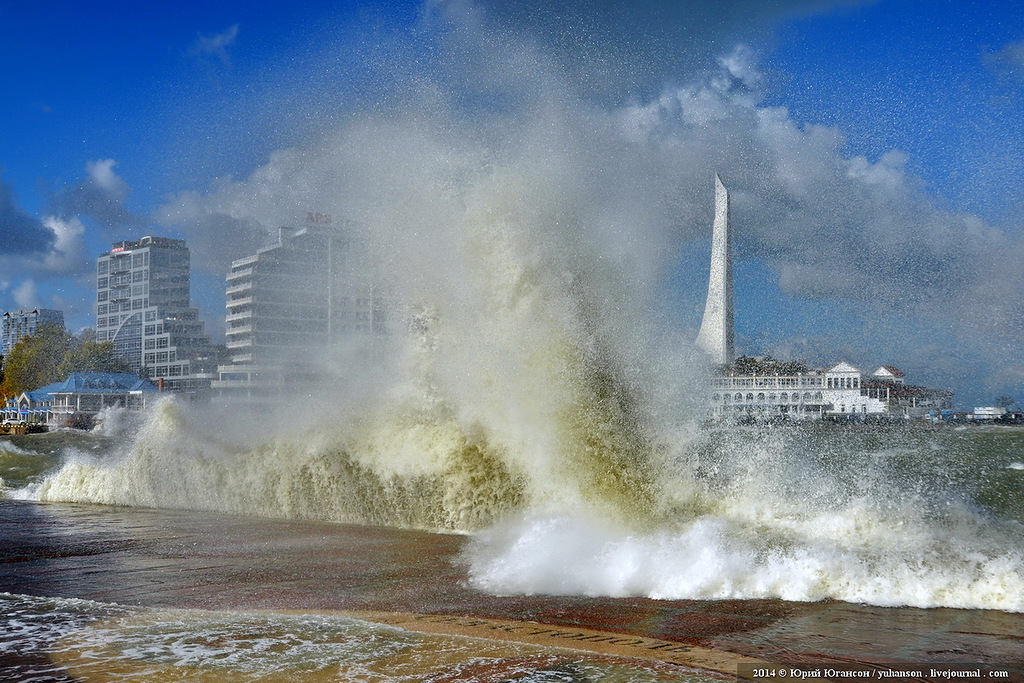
[695,174,735,365]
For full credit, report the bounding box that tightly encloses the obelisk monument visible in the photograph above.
[695,174,735,365]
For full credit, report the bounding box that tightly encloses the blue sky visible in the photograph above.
[2,0,1023,407]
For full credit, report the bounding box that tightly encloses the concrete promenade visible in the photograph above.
[1,500,1022,681]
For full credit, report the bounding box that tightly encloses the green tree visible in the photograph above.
[56,339,130,378]
[728,355,809,376]
[0,323,72,396]
[995,395,1017,409]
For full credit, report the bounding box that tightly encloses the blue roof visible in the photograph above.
[25,382,64,403]
[49,372,159,394]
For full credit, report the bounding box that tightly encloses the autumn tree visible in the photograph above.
[0,323,72,397]
[0,324,131,398]
[56,339,130,378]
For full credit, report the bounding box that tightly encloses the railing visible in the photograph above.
[225,310,253,323]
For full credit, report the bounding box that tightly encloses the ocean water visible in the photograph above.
[5,420,1023,612]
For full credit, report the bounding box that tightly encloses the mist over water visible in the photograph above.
[16,2,1024,612]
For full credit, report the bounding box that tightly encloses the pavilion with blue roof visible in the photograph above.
[2,372,160,430]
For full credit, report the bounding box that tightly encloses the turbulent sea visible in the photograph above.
[4,419,1023,611]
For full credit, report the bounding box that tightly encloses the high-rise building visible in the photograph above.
[213,219,390,398]
[95,236,216,395]
[695,174,735,365]
[2,308,64,356]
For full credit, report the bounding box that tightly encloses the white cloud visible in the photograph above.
[39,215,87,275]
[55,159,136,228]
[159,12,1024,401]
[990,38,1024,77]
[12,279,39,308]
[189,24,240,65]
[85,159,129,200]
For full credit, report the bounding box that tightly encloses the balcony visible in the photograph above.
[226,267,254,282]
[226,296,253,308]
[226,282,253,296]
[230,254,258,269]
[225,310,253,323]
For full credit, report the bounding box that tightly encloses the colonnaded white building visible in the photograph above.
[708,361,952,421]
[693,175,952,420]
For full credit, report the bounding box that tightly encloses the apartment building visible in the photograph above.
[95,236,217,395]
[2,308,64,356]
[213,220,390,398]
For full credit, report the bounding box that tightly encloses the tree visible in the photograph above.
[995,395,1017,409]
[0,325,131,398]
[728,355,809,376]
[0,323,72,397]
[56,339,130,378]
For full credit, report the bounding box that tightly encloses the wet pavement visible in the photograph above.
[1,499,1022,680]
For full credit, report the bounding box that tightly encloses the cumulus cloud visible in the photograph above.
[11,279,39,308]
[51,158,137,229]
[988,38,1024,77]
[157,1,1022,400]
[38,215,88,275]
[189,24,240,66]
[154,186,267,274]
[0,177,53,254]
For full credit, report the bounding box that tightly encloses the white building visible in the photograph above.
[2,308,64,356]
[95,236,217,395]
[213,219,390,398]
[709,361,949,421]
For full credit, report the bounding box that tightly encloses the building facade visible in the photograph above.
[213,220,390,398]
[709,361,952,421]
[2,308,64,356]
[95,236,217,395]
[46,372,159,429]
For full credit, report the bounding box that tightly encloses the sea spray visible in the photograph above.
[21,5,1024,611]
[463,427,1024,611]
